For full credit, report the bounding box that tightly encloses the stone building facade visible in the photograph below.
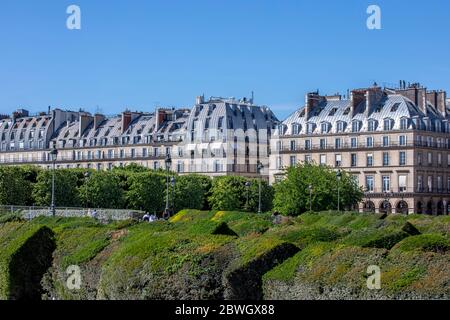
[0,96,279,180]
[269,83,450,215]
[1,83,449,215]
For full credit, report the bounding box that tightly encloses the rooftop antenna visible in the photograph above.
[95,105,103,115]
[251,91,254,104]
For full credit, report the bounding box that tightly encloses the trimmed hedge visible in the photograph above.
[0,223,55,300]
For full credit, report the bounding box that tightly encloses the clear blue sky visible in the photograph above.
[1,0,449,119]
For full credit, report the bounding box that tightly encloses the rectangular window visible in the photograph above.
[319,139,326,149]
[367,153,373,167]
[290,156,297,167]
[142,148,148,157]
[399,175,407,192]
[437,176,443,192]
[320,154,326,166]
[276,157,282,169]
[276,141,282,151]
[382,175,391,192]
[131,149,136,158]
[428,176,433,192]
[367,137,373,148]
[351,154,357,167]
[366,176,374,192]
[305,155,312,164]
[418,153,422,165]
[335,154,342,167]
[351,137,357,148]
[418,175,423,192]
[399,135,406,146]
[428,152,432,165]
[399,151,406,166]
[382,136,389,147]
[335,138,341,149]
[290,140,296,151]
[305,140,311,150]
[438,153,442,166]
[383,152,389,166]
[448,177,450,192]
[177,161,184,173]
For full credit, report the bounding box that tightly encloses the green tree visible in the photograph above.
[173,174,212,212]
[273,163,363,216]
[0,166,35,206]
[208,176,273,212]
[126,171,166,213]
[32,169,80,207]
[79,171,125,209]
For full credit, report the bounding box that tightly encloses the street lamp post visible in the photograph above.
[245,181,251,211]
[50,145,58,217]
[171,176,176,212]
[164,153,172,219]
[308,184,313,212]
[256,161,264,214]
[336,169,342,212]
[84,171,90,209]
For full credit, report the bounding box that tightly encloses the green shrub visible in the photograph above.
[392,234,450,253]
[0,223,55,299]
[0,212,25,224]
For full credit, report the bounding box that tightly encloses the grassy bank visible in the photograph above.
[0,210,448,300]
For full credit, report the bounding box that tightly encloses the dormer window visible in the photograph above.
[351,121,361,133]
[306,123,315,134]
[278,124,287,135]
[343,108,350,115]
[336,121,346,133]
[435,120,442,132]
[383,118,393,131]
[321,122,329,134]
[368,119,377,132]
[400,118,408,130]
[292,123,300,135]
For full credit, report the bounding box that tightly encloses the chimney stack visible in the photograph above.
[437,91,447,117]
[79,114,94,137]
[305,91,324,119]
[350,89,366,117]
[196,95,205,105]
[94,114,106,130]
[364,85,384,117]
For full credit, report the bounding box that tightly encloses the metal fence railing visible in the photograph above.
[0,205,144,222]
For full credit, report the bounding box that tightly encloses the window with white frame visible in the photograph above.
[399,175,407,192]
